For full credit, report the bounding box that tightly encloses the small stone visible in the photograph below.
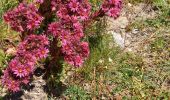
[132,29,139,34]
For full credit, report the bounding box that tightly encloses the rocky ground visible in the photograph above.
[108,3,157,53]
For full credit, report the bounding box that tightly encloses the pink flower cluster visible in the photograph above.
[101,0,122,18]
[1,0,122,92]
[2,35,49,92]
[3,3,43,32]
[49,0,91,67]
[60,32,90,66]
[51,0,91,21]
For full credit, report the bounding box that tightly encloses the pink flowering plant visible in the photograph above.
[1,0,122,92]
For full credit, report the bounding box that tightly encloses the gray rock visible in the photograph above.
[111,32,125,48]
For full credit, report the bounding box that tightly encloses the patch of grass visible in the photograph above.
[152,0,167,6]
[144,6,170,28]
[123,1,170,99]
[126,0,170,33]
[150,36,166,51]
[145,0,170,28]
[67,32,149,99]
[74,34,169,99]
[80,34,121,80]
[124,0,168,6]
[110,53,145,99]
[64,85,90,100]
[144,34,170,99]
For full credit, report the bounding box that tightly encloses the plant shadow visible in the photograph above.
[2,91,23,100]
[43,81,67,98]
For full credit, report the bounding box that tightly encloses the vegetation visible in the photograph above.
[0,0,170,99]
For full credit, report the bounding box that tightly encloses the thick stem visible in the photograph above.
[43,37,62,79]
[38,0,62,78]
[49,38,61,68]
